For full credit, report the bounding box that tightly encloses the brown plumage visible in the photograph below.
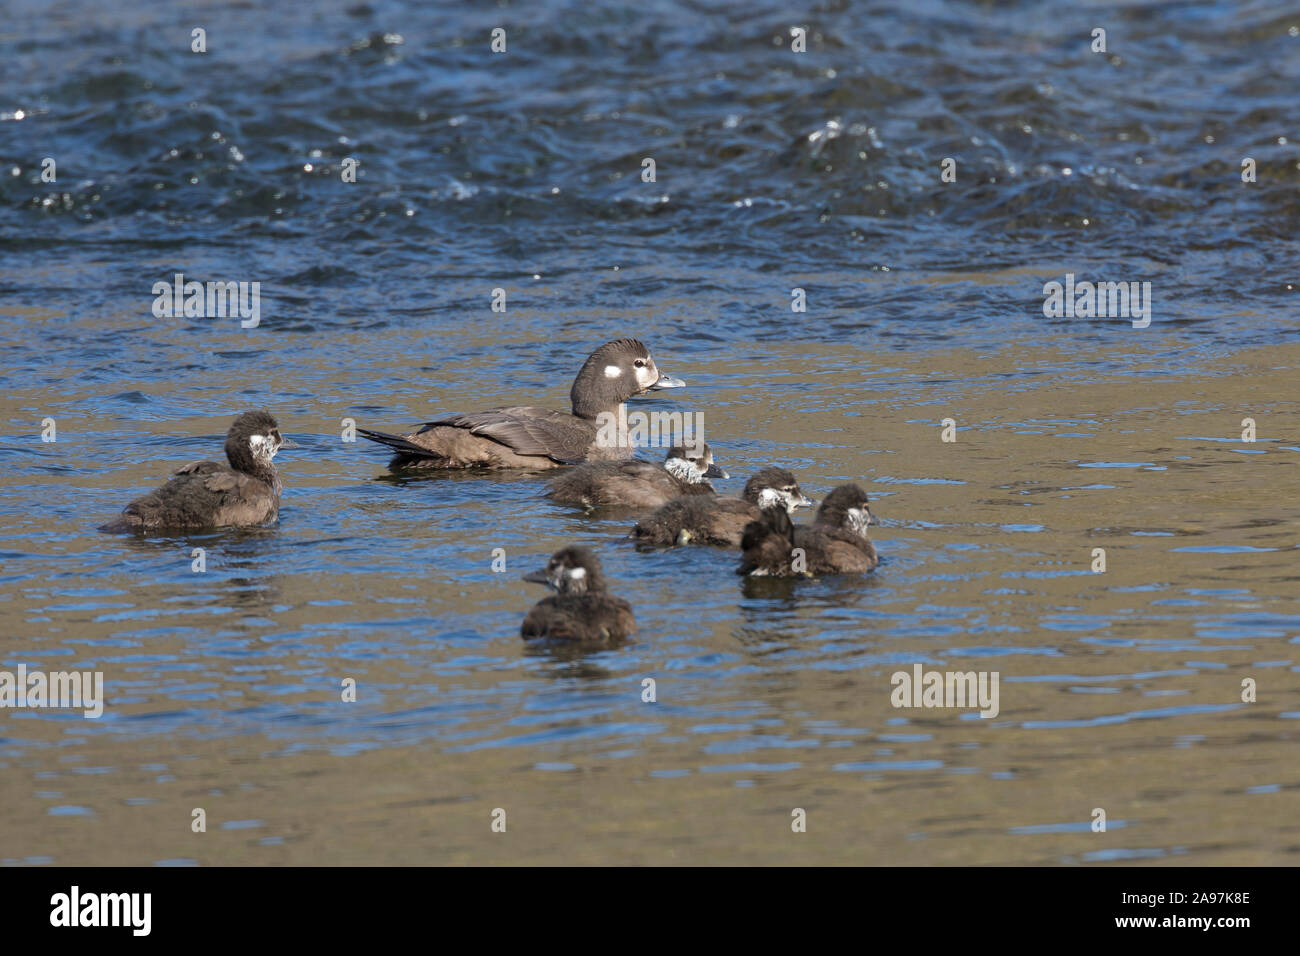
[738,483,879,577]
[629,466,812,547]
[358,339,685,470]
[546,443,726,510]
[520,546,635,645]
[100,411,289,533]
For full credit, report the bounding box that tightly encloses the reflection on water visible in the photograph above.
[3,335,1296,864]
[1,0,1298,864]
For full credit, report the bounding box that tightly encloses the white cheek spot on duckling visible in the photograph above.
[664,456,701,483]
[604,365,623,378]
[249,433,278,459]
[568,566,586,580]
[757,488,784,510]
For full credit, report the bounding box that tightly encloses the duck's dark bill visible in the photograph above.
[649,374,685,389]
[522,568,550,584]
[704,463,728,478]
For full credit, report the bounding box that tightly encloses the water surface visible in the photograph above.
[1,0,1297,865]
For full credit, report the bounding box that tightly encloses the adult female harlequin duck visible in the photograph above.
[358,339,685,470]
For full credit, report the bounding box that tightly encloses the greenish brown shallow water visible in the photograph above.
[3,321,1296,865]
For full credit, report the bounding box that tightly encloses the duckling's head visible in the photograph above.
[663,442,728,485]
[817,483,874,537]
[523,545,607,595]
[570,339,685,418]
[225,410,290,473]
[744,467,814,514]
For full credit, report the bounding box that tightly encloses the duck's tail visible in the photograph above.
[356,427,446,463]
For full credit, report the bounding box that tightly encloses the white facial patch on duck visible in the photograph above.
[632,360,657,389]
[847,506,872,537]
[604,365,623,378]
[664,456,705,484]
[562,565,589,593]
[757,487,799,513]
[249,433,279,460]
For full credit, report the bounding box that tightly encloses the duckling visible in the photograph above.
[630,466,812,547]
[737,483,878,577]
[546,443,726,509]
[100,411,291,533]
[520,546,636,644]
[358,338,685,470]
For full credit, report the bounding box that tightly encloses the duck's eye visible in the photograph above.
[271,430,281,442]
[634,359,646,368]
